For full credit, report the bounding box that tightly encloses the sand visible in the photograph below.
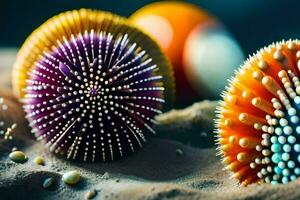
[1,49,300,200]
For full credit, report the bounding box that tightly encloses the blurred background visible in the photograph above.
[1,0,300,106]
[0,0,299,54]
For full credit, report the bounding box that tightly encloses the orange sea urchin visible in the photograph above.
[216,40,300,185]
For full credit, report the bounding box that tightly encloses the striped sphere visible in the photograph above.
[216,40,300,185]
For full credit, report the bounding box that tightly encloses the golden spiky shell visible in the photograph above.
[12,8,175,110]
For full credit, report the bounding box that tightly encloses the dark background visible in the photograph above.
[0,0,299,56]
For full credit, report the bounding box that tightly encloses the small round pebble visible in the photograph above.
[85,189,97,200]
[175,149,183,156]
[34,156,45,165]
[11,147,18,152]
[9,151,28,163]
[62,170,81,185]
[43,177,55,189]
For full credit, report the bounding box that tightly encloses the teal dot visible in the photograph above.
[279,161,286,169]
[274,166,282,175]
[288,108,296,115]
[275,126,282,135]
[271,180,278,185]
[291,175,297,181]
[283,126,293,135]
[271,136,278,144]
[296,126,300,134]
[294,144,300,152]
[282,169,290,176]
[283,144,291,152]
[288,136,296,144]
[272,153,281,164]
[295,168,300,175]
[291,116,299,124]
[271,143,281,153]
[280,118,288,126]
[282,176,289,184]
[278,136,286,144]
[295,96,300,104]
[275,127,283,135]
[288,160,295,168]
[297,154,300,162]
[282,153,290,161]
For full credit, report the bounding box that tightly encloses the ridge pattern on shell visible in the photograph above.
[216,40,300,185]
[12,9,175,109]
[24,30,165,162]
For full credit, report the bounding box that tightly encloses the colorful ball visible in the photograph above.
[216,40,300,185]
[16,9,175,162]
[130,1,214,65]
[129,1,216,103]
[183,24,244,98]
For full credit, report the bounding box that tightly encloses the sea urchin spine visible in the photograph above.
[216,40,300,185]
[24,30,166,162]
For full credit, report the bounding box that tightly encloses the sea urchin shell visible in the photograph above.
[21,10,174,162]
[25,30,167,162]
[12,9,174,107]
[216,40,300,185]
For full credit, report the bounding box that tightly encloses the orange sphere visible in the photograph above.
[130,1,215,65]
[130,1,217,104]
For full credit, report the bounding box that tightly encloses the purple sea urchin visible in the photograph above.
[24,30,169,162]
[16,9,174,162]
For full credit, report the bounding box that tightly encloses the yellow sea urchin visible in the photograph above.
[12,9,174,108]
[216,40,300,185]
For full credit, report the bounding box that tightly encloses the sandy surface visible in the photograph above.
[1,49,300,200]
